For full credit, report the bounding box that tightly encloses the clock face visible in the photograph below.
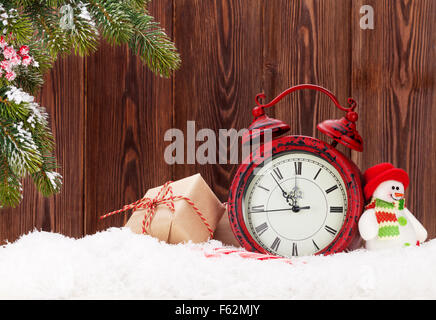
[242,151,348,257]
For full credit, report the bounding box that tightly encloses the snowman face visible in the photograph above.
[372,180,405,202]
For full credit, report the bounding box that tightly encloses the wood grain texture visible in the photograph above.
[0,55,85,243]
[351,0,436,238]
[173,0,263,201]
[262,0,352,158]
[84,1,174,234]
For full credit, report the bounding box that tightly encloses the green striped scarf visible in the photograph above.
[366,198,405,240]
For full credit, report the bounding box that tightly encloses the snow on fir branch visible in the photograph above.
[0,0,180,208]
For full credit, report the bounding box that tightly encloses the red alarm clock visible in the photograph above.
[227,84,364,257]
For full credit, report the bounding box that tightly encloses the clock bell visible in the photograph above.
[241,84,363,152]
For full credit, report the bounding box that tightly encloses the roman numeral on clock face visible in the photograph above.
[294,161,302,175]
[312,240,320,251]
[272,167,283,180]
[271,237,281,251]
[292,243,298,256]
[257,185,270,192]
[325,225,337,236]
[250,205,265,213]
[325,185,338,194]
[313,168,322,180]
[330,206,344,213]
[255,222,268,236]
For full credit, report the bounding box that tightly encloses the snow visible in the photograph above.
[7,121,40,174]
[45,171,62,189]
[78,2,94,25]
[6,86,48,128]
[0,227,435,300]
[6,86,35,104]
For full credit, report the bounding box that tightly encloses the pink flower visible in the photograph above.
[22,55,32,66]
[18,45,29,56]
[0,36,7,49]
[5,71,16,81]
[9,54,21,66]
[0,59,11,71]
[3,46,16,60]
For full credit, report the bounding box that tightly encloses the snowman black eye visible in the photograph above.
[392,186,395,190]
[396,187,399,190]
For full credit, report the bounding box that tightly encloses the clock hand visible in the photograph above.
[290,205,311,213]
[271,173,290,200]
[249,207,294,214]
[294,172,298,190]
[249,206,310,214]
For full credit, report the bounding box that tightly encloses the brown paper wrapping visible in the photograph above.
[213,208,242,247]
[125,174,225,244]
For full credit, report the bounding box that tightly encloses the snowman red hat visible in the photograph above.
[363,163,409,201]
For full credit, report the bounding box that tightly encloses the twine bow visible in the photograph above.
[100,181,214,238]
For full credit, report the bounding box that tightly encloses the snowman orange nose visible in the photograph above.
[394,193,404,198]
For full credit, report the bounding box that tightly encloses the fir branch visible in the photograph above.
[65,2,99,56]
[31,154,62,196]
[0,85,59,207]
[0,153,22,208]
[14,65,45,93]
[2,10,33,44]
[122,0,151,10]
[28,41,55,75]
[127,9,180,77]
[0,119,43,176]
[13,0,68,7]
[0,94,28,122]
[35,11,71,57]
[0,0,181,208]
[87,0,133,45]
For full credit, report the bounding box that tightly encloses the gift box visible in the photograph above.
[213,208,242,247]
[124,174,225,244]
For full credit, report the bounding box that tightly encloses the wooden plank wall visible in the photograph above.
[0,0,434,243]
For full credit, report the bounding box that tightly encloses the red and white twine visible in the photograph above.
[100,181,214,238]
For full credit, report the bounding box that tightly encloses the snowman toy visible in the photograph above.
[358,163,427,250]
